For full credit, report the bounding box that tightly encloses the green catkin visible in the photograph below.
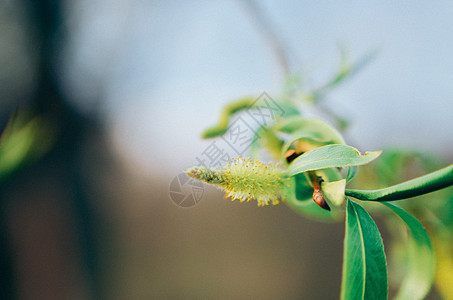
[187,157,292,206]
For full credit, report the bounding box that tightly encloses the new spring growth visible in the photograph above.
[187,157,292,207]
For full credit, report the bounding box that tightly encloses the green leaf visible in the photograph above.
[284,173,341,221]
[250,126,283,161]
[276,101,301,118]
[201,96,300,139]
[287,144,381,176]
[285,197,337,221]
[276,117,346,164]
[346,166,357,183]
[280,130,326,160]
[382,203,434,300]
[312,49,378,100]
[294,173,312,200]
[321,179,346,206]
[315,167,343,183]
[341,199,387,300]
[201,97,255,138]
[275,116,345,145]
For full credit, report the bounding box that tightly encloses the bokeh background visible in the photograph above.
[1,0,453,299]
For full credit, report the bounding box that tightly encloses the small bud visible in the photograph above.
[285,149,303,163]
[309,172,331,211]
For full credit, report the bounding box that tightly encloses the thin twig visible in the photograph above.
[240,0,291,77]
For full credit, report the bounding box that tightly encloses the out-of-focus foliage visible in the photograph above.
[382,202,434,300]
[0,110,56,182]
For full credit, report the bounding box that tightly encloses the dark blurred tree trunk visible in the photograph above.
[0,0,101,299]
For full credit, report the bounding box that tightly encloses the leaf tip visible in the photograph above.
[359,149,382,160]
[365,149,382,157]
[201,126,228,139]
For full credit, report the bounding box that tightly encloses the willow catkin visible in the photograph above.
[187,157,292,206]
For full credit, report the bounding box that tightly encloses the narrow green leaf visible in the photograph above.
[287,144,381,176]
[201,96,300,139]
[202,97,255,138]
[312,50,378,100]
[341,199,387,300]
[382,203,434,300]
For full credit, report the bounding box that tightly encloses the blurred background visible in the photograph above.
[1,0,452,299]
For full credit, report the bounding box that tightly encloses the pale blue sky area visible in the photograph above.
[62,0,453,175]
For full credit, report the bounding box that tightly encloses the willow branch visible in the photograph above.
[345,164,453,201]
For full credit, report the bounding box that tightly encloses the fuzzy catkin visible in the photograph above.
[187,157,292,206]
